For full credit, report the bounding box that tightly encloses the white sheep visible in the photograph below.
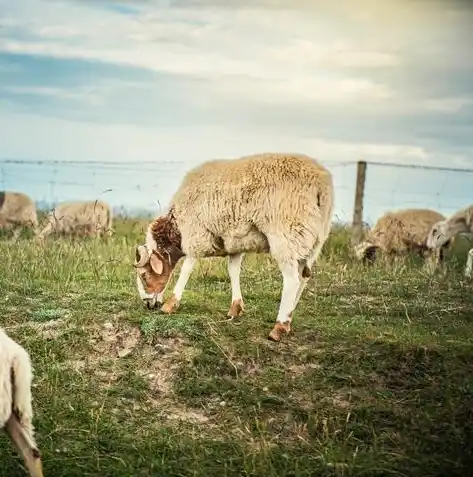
[426,204,473,278]
[133,152,334,342]
[354,208,450,267]
[0,328,43,477]
[36,199,113,240]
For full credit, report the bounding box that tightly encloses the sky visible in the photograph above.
[0,0,472,222]
[0,0,472,166]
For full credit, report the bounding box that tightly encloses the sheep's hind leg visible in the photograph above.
[289,247,321,318]
[465,248,473,278]
[268,260,300,342]
[161,256,197,313]
[227,253,245,319]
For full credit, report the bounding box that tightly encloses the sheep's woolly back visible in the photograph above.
[39,199,112,237]
[0,328,35,440]
[159,152,334,262]
[364,208,446,255]
[0,191,38,229]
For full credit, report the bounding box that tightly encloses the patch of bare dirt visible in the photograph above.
[84,319,208,425]
[8,317,68,340]
[67,359,86,372]
[137,336,197,395]
[243,358,263,376]
[287,362,322,376]
[94,320,142,358]
[35,318,68,340]
[327,391,352,409]
[150,402,210,424]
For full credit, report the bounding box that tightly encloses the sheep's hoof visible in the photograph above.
[227,299,244,320]
[161,296,179,314]
[268,322,291,342]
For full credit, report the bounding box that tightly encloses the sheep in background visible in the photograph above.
[133,152,334,342]
[0,191,38,239]
[36,199,113,240]
[0,328,43,477]
[354,208,450,267]
[426,204,473,277]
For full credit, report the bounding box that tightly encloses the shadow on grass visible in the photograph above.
[173,334,473,477]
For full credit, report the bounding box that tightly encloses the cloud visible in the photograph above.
[1,84,100,104]
[269,39,402,68]
[0,0,471,170]
[0,108,437,166]
[424,96,473,114]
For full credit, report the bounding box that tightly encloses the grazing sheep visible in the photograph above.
[426,204,473,278]
[36,199,113,240]
[354,208,449,266]
[0,328,43,477]
[0,191,38,238]
[133,152,334,342]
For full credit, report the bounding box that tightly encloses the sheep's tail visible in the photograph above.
[5,345,44,477]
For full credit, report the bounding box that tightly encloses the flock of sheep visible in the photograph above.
[1,152,472,476]
[0,192,113,241]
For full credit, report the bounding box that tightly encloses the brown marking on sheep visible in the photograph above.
[149,208,184,264]
[136,248,173,295]
[302,266,311,278]
[161,295,180,314]
[268,321,291,342]
[227,298,244,319]
[135,210,187,299]
[363,244,378,264]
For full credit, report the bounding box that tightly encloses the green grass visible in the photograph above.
[1,218,473,476]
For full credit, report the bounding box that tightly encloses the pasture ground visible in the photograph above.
[1,218,473,477]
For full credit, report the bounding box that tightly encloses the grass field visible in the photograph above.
[1,218,473,477]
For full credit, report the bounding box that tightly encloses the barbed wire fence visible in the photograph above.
[1,158,472,236]
[350,160,473,244]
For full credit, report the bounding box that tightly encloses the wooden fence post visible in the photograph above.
[352,160,367,245]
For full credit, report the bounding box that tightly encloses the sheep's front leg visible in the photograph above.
[227,253,245,319]
[161,256,196,313]
[465,248,473,278]
[268,261,300,342]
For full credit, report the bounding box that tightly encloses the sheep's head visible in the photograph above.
[427,217,468,249]
[354,241,378,264]
[133,245,176,309]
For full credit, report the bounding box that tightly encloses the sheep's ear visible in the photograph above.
[150,252,164,275]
